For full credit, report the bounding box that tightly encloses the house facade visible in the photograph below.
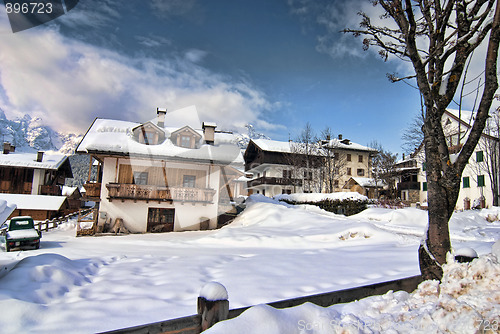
[244,136,377,197]
[0,143,73,196]
[395,109,499,210]
[0,144,74,219]
[76,106,244,233]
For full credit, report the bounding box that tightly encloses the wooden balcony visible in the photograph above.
[248,176,303,188]
[39,184,61,196]
[397,181,420,191]
[105,183,216,203]
[83,183,102,199]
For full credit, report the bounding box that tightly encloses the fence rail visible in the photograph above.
[101,275,422,334]
[34,210,84,232]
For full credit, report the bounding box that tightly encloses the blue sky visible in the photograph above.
[0,0,487,154]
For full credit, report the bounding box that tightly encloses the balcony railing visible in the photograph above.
[39,184,61,196]
[83,183,102,198]
[397,181,420,191]
[248,176,303,188]
[105,183,216,203]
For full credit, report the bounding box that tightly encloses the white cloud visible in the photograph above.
[0,15,278,135]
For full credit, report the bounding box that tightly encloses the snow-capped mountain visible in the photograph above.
[0,109,82,154]
[233,124,271,149]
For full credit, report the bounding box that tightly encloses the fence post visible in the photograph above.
[197,282,229,331]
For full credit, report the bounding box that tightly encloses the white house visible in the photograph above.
[395,109,499,210]
[76,106,245,233]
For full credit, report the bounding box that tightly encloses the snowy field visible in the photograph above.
[0,196,499,333]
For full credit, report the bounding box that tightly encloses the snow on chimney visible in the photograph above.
[202,122,217,145]
[36,151,44,162]
[157,107,167,127]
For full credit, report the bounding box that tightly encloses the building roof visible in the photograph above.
[0,151,69,170]
[0,194,67,211]
[344,177,385,188]
[250,137,376,155]
[76,106,243,166]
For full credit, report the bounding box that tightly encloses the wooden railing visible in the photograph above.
[83,182,102,198]
[101,275,423,334]
[106,183,216,203]
[248,176,303,187]
[39,184,61,196]
[34,211,81,232]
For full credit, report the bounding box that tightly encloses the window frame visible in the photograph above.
[182,175,196,188]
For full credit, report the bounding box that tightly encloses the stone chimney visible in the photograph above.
[36,151,44,162]
[157,107,167,127]
[202,122,217,145]
[338,134,343,140]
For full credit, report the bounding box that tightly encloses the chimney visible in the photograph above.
[402,153,405,160]
[36,151,44,162]
[338,134,343,140]
[202,122,217,145]
[3,142,10,154]
[157,107,167,127]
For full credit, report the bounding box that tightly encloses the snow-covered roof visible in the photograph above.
[0,199,16,224]
[251,139,295,153]
[0,194,66,211]
[76,107,243,166]
[0,151,68,170]
[251,137,376,154]
[347,177,385,188]
[62,186,78,197]
[323,138,377,152]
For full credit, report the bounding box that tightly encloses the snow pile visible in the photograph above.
[205,253,500,334]
[274,192,368,203]
[0,199,16,224]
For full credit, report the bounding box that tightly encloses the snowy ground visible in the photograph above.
[0,197,499,333]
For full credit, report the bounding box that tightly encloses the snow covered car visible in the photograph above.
[0,216,41,252]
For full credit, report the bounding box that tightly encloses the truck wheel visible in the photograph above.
[5,244,10,252]
[35,242,40,250]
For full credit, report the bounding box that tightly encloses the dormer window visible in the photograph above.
[171,126,202,149]
[132,122,165,146]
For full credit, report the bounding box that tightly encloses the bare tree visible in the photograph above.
[369,140,399,198]
[345,0,500,280]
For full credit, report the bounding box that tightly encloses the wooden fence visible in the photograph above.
[100,275,423,334]
[34,210,87,232]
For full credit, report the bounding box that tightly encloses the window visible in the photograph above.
[303,170,313,180]
[147,208,174,232]
[476,151,484,162]
[463,176,470,188]
[133,172,148,185]
[358,155,363,163]
[478,175,485,187]
[334,152,339,160]
[144,132,156,145]
[283,170,292,179]
[422,162,426,171]
[347,154,351,162]
[334,180,339,188]
[180,135,192,148]
[347,167,352,176]
[423,182,427,191]
[357,169,365,176]
[182,175,196,188]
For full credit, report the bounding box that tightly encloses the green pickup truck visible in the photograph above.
[1,216,41,252]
